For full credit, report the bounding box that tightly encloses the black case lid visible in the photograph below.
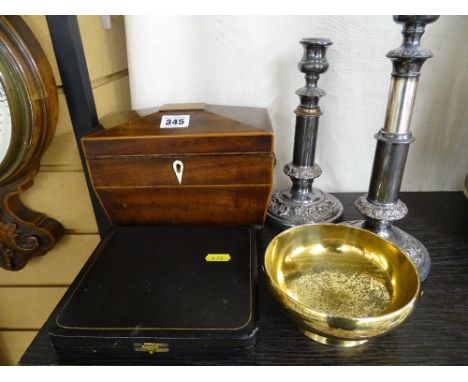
[50,225,257,351]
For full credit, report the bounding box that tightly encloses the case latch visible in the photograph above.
[134,342,170,354]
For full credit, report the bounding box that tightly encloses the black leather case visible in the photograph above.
[49,225,258,357]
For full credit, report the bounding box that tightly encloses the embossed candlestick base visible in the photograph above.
[267,38,343,229]
[268,168,343,228]
[344,16,439,282]
[345,197,431,282]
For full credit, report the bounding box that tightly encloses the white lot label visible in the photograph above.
[160,115,190,128]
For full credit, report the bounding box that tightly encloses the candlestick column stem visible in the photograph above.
[267,38,343,228]
[346,15,439,282]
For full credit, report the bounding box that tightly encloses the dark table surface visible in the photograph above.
[20,192,468,365]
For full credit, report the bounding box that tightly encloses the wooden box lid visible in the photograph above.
[82,104,274,157]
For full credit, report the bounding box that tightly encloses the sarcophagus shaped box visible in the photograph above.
[81,103,274,226]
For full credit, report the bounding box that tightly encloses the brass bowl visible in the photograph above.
[264,224,420,347]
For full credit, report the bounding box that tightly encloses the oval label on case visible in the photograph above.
[205,254,231,262]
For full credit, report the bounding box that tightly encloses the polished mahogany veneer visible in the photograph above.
[81,104,275,226]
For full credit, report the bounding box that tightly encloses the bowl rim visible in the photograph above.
[263,223,421,324]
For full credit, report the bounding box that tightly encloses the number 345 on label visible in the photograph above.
[160,115,190,128]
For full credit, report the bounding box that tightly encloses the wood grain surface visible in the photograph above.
[97,186,272,225]
[82,106,274,157]
[88,154,274,187]
[83,105,274,226]
[0,16,63,270]
[19,192,468,365]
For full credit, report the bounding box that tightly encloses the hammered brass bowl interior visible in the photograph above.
[264,224,420,347]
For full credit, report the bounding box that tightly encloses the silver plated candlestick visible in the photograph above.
[345,16,439,282]
[267,38,343,229]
